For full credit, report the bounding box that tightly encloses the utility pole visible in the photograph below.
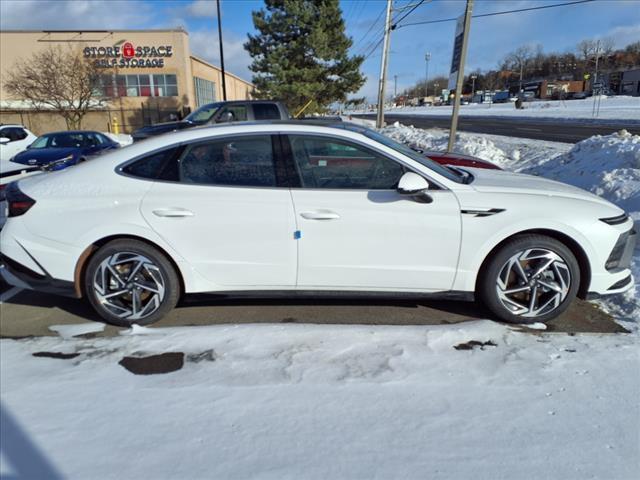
[425,52,431,97]
[376,0,393,128]
[394,75,398,98]
[447,0,473,153]
[471,74,477,98]
[216,0,227,101]
[592,39,602,117]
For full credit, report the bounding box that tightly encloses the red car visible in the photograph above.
[421,150,502,170]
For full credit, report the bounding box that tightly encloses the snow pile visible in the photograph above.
[523,129,640,214]
[380,121,570,170]
[1,320,638,479]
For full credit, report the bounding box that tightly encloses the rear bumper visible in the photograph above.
[0,253,78,298]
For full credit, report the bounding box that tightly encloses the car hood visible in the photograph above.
[12,147,78,164]
[465,167,615,207]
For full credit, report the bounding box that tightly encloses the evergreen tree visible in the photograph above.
[245,0,365,114]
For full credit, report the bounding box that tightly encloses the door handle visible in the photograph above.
[300,211,340,220]
[152,208,194,218]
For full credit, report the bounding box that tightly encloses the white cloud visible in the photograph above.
[189,29,253,82]
[186,0,217,18]
[603,24,640,49]
[0,0,157,30]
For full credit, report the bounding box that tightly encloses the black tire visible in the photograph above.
[84,239,180,327]
[477,234,580,324]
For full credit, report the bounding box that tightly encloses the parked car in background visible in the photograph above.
[0,124,37,170]
[416,149,502,170]
[10,131,119,170]
[1,122,634,327]
[131,100,290,141]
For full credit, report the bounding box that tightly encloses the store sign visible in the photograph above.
[84,42,173,68]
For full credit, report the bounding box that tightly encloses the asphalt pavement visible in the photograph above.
[353,113,640,143]
[0,281,627,338]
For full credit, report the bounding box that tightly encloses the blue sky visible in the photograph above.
[1,0,639,100]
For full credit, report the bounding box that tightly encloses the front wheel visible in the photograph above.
[478,235,580,324]
[84,239,180,326]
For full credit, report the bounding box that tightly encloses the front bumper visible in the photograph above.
[587,226,637,298]
[0,253,77,298]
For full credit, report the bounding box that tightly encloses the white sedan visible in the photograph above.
[0,122,635,326]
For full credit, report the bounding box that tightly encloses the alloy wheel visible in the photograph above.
[93,252,166,321]
[495,248,571,318]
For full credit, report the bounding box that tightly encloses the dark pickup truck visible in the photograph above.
[131,100,290,141]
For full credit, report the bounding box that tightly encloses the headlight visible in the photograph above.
[600,213,629,225]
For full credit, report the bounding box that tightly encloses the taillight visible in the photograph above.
[5,182,36,217]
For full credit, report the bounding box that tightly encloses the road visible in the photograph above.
[0,279,627,338]
[353,113,640,143]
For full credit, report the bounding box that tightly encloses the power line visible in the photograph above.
[396,0,595,29]
[391,0,427,29]
[352,4,386,52]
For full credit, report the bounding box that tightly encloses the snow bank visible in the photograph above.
[103,132,133,146]
[1,321,638,480]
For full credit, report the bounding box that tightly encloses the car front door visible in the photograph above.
[139,134,297,289]
[285,134,462,291]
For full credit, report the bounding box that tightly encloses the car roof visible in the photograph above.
[41,130,104,136]
[0,124,26,128]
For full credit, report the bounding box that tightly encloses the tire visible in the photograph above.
[477,234,580,324]
[84,239,180,327]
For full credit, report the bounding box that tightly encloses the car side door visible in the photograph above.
[284,134,462,292]
[138,134,298,290]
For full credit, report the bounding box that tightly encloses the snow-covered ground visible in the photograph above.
[359,95,640,123]
[2,122,639,480]
[1,321,638,480]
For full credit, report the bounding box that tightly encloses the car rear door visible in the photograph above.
[284,134,462,291]
[139,134,297,289]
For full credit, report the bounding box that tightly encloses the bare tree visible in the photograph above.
[504,44,538,91]
[4,46,109,129]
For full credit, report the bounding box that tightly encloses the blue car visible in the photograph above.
[10,131,120,170]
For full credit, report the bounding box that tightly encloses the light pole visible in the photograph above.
[434,82,439,102]
[470,74,477,99]
[425,52,431,97]
[394,75,398,98]
[216,0,227,101]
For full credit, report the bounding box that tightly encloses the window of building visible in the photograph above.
[96,74,178,98]
[194,77,216,107]
[179,135,276,187]
[288,135,405,190]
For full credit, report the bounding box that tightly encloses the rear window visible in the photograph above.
[253,103,281,120]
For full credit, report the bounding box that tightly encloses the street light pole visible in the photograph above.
[394,75,398,98]
[471,74,477,99]
[376,0,393,128]
[425,52,431,97]
[216,0,227,101]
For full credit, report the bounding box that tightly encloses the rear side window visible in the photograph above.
[179,135,276,187]
[122,147,182,180]
[253,103,281,120]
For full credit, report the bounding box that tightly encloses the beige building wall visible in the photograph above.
[0,29,254,133]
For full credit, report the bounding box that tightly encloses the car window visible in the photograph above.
[30,136,49,149]
[179,135,276,187]
[50,133,84,148]
[185,102,222,123]
[0,127,28,142]
[288,135,405,189]
[218,105,248,122]
[253,104,281,120]
[122,147,183,180]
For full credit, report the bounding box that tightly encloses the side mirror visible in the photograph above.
[0,137,9,145]
[397,171,433,203]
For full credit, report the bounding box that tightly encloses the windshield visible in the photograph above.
[340,124,466,184]
[29,132,96,149]
[185,102,223,124]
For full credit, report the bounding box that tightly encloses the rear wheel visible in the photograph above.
[84,239,180,326]
[478,235,580,324]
